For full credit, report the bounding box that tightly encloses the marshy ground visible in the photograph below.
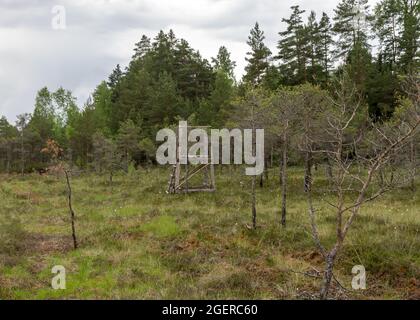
[0,167,419,299]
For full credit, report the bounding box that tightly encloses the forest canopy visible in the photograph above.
[0,0,418,172]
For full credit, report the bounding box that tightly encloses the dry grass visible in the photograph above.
[0,166,418,299]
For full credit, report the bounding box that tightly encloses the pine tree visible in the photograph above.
[147,72,180,126]
[116,119,141,171]
[277,6,307,85]
[107,64,123,89]
[306,11,323,84]
[333,0,373,92]
[0,116,17,172]
[333,0,371,60]
[151,30,174,78]
[206,69,234,127]
[366,55,399,120]
[92,132,121,183]
[243,22,272,85]
[172,38,213,101]
[132,35,151,60]
[399,0,419,71]
[92,81,112,135]
[318,12,334,84]
[212,46,237,80]
[374,0,401,70]
[67,100,98,167]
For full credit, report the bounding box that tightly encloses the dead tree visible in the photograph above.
[64,169,78,250]
[304,75,419,299]
[42,139,78,250]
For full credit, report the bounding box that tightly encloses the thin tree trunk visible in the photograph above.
[326,158,333,182]
[20,135,24,176]
[264,157,269,180]
[126,151,129,173]
[304,151,313,193]
[251,112,257,229]
[64,170,78,250]
[6,146,11,174]
[109,170,114,193]
[410,138,416,191]
[379,168,385,188]
[270,146,274,168]
[320,251,337,300]
[252,174,257,229]
[281,135,288,227]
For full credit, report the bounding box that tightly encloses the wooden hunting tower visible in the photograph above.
[167,124,216,194]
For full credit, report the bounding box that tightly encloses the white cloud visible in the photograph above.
[0,0,379,122]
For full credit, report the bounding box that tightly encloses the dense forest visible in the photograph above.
[0,0,418,173]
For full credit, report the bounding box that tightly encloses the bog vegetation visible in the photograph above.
[0,0,419,299]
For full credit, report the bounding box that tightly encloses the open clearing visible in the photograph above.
[0,167,419,299]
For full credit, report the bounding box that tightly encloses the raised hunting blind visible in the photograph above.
[167,124,216,194]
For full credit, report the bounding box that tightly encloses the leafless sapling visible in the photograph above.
[303,75,419,299]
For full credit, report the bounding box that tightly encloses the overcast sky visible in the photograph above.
[0,0,379,122]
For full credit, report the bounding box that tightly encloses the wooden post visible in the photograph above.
[210,164,215,191]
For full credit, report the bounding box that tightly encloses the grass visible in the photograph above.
[0,166,418,300]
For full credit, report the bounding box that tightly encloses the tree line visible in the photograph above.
[0,0,418,173]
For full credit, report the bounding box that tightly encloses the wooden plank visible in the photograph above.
[176,164,209,190]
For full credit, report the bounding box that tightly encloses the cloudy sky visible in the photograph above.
[0,0,379,122]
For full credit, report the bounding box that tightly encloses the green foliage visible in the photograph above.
[1,4,417,172]
[332,0,372,60]
[243,22,272,86]
[92,132,122,175]
[277,6,308,85]
[116,119,141,171]
[212,46,237,81]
